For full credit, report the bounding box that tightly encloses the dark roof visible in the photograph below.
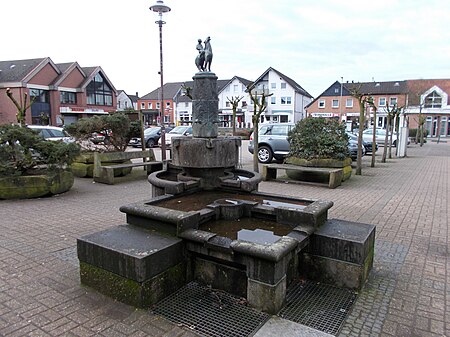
[141,82,185,100]
[253,67,313,98]
[55,62,74,73]
[81,67,97,78]
[306,80,409,109]
[127,94,139,103]
[344,80,408,95]
[141,79,234,101]
[0,58,46,82]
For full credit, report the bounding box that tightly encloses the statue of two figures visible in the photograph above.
[195,36,213,72]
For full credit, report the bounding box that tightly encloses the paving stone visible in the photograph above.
[0,142,448,337]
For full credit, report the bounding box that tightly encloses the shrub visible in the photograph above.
[64,113,132,152]
[0,125,80,177]
[288,117,349,160]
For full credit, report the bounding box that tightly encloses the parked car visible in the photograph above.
[27,125,75,143]
[362,128,398,146]
[90,129,112,144]
[346,131,378,153]
[348,138,365,160]
[161,126,192,146]
[248,123,295,164]
[128,126,172,148]
[248,122,363,164]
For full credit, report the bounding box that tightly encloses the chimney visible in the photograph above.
[136,92,139,98]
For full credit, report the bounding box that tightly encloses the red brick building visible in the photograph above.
[0,57,117,126]
[306,79,450,137]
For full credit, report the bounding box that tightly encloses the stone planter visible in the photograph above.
[71,152,132,178]
[0,170,74,200]
[284,157,352,182]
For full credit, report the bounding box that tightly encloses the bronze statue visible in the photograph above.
[194,37,213,72]
[195,39,205,72]
[204,36,213,72]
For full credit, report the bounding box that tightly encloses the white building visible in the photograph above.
[217,76,252,128]
[251,67,313,124]
[116,90,138,111]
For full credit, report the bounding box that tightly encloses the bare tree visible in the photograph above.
[382,104,394,162]
[349,84,373,175]
[368,101,377,168]
[226,96,243,136]
[247,83,273,173]
[6,88,35,127]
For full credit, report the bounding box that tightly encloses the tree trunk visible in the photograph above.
[252,116,259,173]
[371,109,377,167]
[356,100,365,175]
[381,115,390,163]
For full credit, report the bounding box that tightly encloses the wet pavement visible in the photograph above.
[0,139,449,336]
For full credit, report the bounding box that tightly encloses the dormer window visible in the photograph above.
[425,91,442,108]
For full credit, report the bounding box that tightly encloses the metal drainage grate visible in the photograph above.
[151,281,270,337]
[279,280,357,335]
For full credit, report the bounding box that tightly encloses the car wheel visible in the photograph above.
[257,146,273,164]
[146,139,155,148]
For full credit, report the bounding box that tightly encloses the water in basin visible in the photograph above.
[238,228,281,245]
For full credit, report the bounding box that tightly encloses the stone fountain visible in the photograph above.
[77,39,375,315]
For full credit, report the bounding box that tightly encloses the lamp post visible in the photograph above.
[150,0,171,161]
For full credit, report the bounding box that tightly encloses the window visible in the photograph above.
[379,97,386,106]
[233,85,238,92]
[166,102,171,107]
[86,73,113,106]
[271,125,289,135]
[334,88,339,94]
[332,99,339,108]
[271,97,276,105]
[271,83,276,89]
[389,97,397,106]
[60,91,76,104]
[185,102,189,107]
[319,100,325,108]
[242,101,247,107]
[141,102,145,109]
[425,91,442,108]
[148,102,152,109]
[30,89,49,103]
[346,98,353,107]
[281,97,291,104]
[226,102,230,107]
[280,83,286,89]
[156,102,160,109]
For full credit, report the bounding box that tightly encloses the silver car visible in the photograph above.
[248,123,295,164]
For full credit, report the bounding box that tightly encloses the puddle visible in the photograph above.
[238,229,281,245]
[198,217,292,240]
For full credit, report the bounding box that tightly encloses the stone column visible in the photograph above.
[192,72,219,138]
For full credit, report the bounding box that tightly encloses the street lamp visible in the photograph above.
[150,0,171,161]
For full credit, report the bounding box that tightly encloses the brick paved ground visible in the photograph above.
[0,140,448,336]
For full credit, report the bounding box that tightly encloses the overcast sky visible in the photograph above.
[2,0,450,97]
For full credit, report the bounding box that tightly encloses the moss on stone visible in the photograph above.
[285,157,352,168]
[0,170,74,200]
[80,261,187,308]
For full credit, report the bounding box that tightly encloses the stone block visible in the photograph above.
[194,257,247,298]
[300,218,375,290]
[80,261,186,308]
[247,276,286,314]
[309,218,375,264]
[77,224,185,282]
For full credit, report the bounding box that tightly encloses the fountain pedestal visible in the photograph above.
[77,59,376,315]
